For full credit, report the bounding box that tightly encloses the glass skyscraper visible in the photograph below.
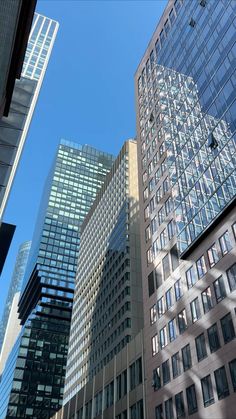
[0,140,114,419]
[136,0,236,418]
[0,241,31,374]
[0,13,58,221]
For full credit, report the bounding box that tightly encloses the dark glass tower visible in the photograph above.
[0,140,114,419]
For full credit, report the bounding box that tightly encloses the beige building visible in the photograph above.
[61,140,144,418]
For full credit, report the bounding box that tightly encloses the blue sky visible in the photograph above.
[0,0,167,317]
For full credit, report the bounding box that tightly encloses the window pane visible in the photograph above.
[172,352,181,378]
[229,359,236,391]
[175,391,185,418]
[227,263,236,291]
[213,276,226,303]
[201,287,213,313]
[186,384,198,415]
[165,398,173,419]
[214,366,230,400]
[207,323,221,353]
[162,360,170,385]
[152,367,161,391]
[220,313,235,343]
[195,333,207,362]
[182,344,192,371]
[201,375,214,407]
[155,404,163,419]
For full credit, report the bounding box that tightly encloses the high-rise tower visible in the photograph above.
[0,12,59,221]
[0,140,114,419]
[0,241,31,375]
[135,0,236,418]
[63,140,143,403]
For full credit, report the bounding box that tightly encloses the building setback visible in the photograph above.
[0,140,114,419]
[135,0,236,418]
[0,240,31,376]
[61,140,144,418]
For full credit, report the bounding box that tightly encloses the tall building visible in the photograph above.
[0,12,59,221]
[0,140,114,419]
[59,139,144,418]
[135,0,236,418]
[0,11,58,275]
[0,240,31,375]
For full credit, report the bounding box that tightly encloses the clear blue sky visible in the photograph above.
[0,0,167,317]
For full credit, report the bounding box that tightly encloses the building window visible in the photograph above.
[165,398,173,419]
[178,309,187,334]
[151,216,158,235]
[229,359,236,391]
[227,263,236,291]
[150,304,157,325]
[163,176,169,193]
[160,326,167,349]
[152,334,159,356]
[167,219,175,240]
[213,276,226,303]
[157,296,165,318]
[168,318,177,342]
[162,359,170,385]
[144,205,150,220]
[219,230,232,256]
[220,313,235,344]
[186,384,198,415]
[160,228,168,249]
[201,375,214,407]
[162,254,170,280]
[152,367,161,391]
[190,297,201,323]
[232,222,236,240]
[136,358,143,385]
[148,271,155,296]
[143,187,148,201]
[207,323,221,353]
[165,288,173,310]
[174,279,183,301]
[196,255,207,278]
[195,333,207,362]
[182,344,192,371]
[158,206,165,225]
[214,366,230,400]
[201,287,213,313]
[165,197,173,215]
[172,352,181,378]
[186,266,197,288]
[170,244,179,271]
[175,392,185,418]
[155,404,163,419]
[145,225,151,242]
[207,243,219,268]
[116,374,122,401]
[130,363,136,391]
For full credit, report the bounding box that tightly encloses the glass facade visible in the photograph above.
[136,0,236,418]
[137,0,236,256]
[0,13,59,221]
[0,140,114,418]
[0,241,31,354]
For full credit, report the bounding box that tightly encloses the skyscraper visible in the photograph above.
[0,11,58,275]
[0,12,59,221]
[0,240,31,375]
[135,0,236,418]
[0,140,114,418]
[61,140,144,418]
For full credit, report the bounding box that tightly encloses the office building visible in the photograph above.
[135,0,236,418]
[0,11,58,275]
[0,241,31,375]
[0,0,36,118]
[0,12,58,222]
[60,140,144,418]
[0,140,114,419]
